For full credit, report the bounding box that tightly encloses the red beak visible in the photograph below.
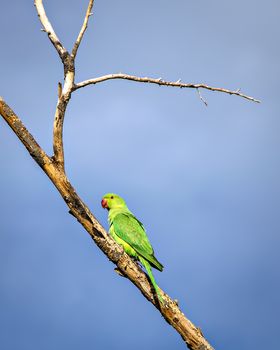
[101,198,108,209]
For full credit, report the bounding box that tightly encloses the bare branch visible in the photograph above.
[34,0,96,168]
[0,97,214,350]
[0,97,52,168]
[34,0,67,61]
[52,95,66,168]
[34,1,76,169]
[74,73,260,103]
[72,0,95,58]
[51,56,75,169]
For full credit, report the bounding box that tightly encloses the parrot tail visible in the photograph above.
[139,256,163,304]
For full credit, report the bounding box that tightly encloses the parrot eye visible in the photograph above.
[111,196,114,199]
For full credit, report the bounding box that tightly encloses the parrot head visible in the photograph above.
[101,193,127,210]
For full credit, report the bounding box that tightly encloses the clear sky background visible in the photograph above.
[0,1,279,349]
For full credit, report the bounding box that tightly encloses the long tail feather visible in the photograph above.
[139,256,163,303]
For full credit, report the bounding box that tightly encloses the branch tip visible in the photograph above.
[71,0,95,58]
[74,72,260,103]
[34,0,67,59]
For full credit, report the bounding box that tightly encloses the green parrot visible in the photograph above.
[101,193,164,303]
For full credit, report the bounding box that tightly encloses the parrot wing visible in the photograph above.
[113,213,163,271]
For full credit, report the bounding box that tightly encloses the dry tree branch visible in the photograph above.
[35,0,72,169]
[2,1,259,349]
[52,70,74,170]
[74,73,260,103]
[72,0,95,58]
[34,0,67,61]
[35,0,76,169]
[0,97,214,350]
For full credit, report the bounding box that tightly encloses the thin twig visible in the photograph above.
[196,88,208,106]
[72,0,95,58]
[35,0,76,169]
[34,0,67,61]
[52,95,67,168]
[74,73,260,103]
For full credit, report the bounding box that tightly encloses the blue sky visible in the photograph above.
[0,1,279,349]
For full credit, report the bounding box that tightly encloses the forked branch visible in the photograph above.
[35,0,259,171]
[1,1,259,349]
[34,0,96,170]
[74,73,260,103]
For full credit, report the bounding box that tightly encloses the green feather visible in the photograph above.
[113,213,163,271]
[102,193,164,303]
[139,256,163,303]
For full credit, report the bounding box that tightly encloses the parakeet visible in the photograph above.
[101,193,164,303]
